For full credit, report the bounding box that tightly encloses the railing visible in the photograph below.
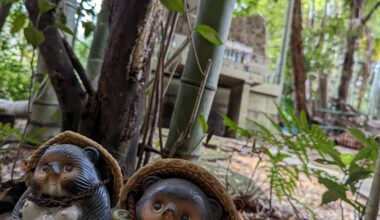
[154,33,271,78]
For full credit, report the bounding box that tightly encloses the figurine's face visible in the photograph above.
[33,153,78,197]
[136,178,223,220]
[138,191,202,220]
[31,144,99,197]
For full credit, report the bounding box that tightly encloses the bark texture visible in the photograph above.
[290,0,310,119]
[0,2,12,32]
[24,0,86,131]
[337,0,363,110]
[356,30,374,111]
[79,0,162,174]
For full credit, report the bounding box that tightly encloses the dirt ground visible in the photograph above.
[0,133,369,220]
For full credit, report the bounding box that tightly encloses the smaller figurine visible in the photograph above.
[118,159,240,220]
[136,176,223,220]
[11,131,123,220]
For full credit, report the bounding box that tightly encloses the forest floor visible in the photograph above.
[0,130,371,220]
[198,134,367,220]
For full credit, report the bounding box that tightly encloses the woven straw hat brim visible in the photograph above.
[119,159,239,220]
[25,131,123,207]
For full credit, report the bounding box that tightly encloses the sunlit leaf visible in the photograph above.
[195,25,223,45]
[199,114,208,133]
[160,0,184,13]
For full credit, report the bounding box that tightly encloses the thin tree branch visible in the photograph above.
[362,1,380,24]
[168,60,212,157]
[62,38,95,96]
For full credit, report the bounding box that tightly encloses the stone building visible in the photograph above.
[155,13,281,137]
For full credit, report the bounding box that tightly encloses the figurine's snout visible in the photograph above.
[163,203,176,219]
[47,162,61,175]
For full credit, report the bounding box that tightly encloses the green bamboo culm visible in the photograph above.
[364,140,380,220]
[86,0,110,87]
[164,0,235,160]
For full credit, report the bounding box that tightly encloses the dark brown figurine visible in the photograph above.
[10,131,124,220]
[117,159,240,220]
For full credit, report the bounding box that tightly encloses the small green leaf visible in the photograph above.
[199,114,208,133]
[58,12,67,25]
[318,176,347,199]
[195,25,223,46]
[340,153,354,166]
[52,23,74,35]
[160,0,184,13]
[37,0,56,14]
[346,164,372,184]
[24,25,45,49]
[11,13,27,34]
[315,159,337,165]
[82,21,95,38]
[321,190,340,205]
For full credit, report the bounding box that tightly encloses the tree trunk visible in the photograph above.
[356,29,374,111]
[337,0,364,110]
[79,0,162,175]
[26,0,78,141]
[290,0,310,119]
[0,2,12,33]
[24,0,86,131]
[318,71,328,109]
[364,142,380,220]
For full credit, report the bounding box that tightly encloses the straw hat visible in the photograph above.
[119,159,239,220]
[24,131,123,207]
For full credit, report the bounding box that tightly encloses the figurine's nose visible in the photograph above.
[48,162,61,175]
[163,203,176,219]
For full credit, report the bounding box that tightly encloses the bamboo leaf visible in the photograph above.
[195,25,223,45]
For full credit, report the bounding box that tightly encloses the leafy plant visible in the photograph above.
[223,104,377,218]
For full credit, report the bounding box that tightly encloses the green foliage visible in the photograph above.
[23,24,45,49]
[224,105,377,217]
[52,23,74,35]
[199,114,208,133]
[160,0,184,14]
[82,21,95,38]
[37,0,56,14]
[0,3,32,100]
[194,25,223,46]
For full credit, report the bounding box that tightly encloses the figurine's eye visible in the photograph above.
[181,214,190,220]
[153,202,163,212]
[64,164,73,172]
[41,164,48,172]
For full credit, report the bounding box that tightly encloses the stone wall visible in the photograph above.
[229,15,267,58]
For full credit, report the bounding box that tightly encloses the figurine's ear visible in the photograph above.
[142,176,161,189]
[208,198,223,219]
[84,147,99,164]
